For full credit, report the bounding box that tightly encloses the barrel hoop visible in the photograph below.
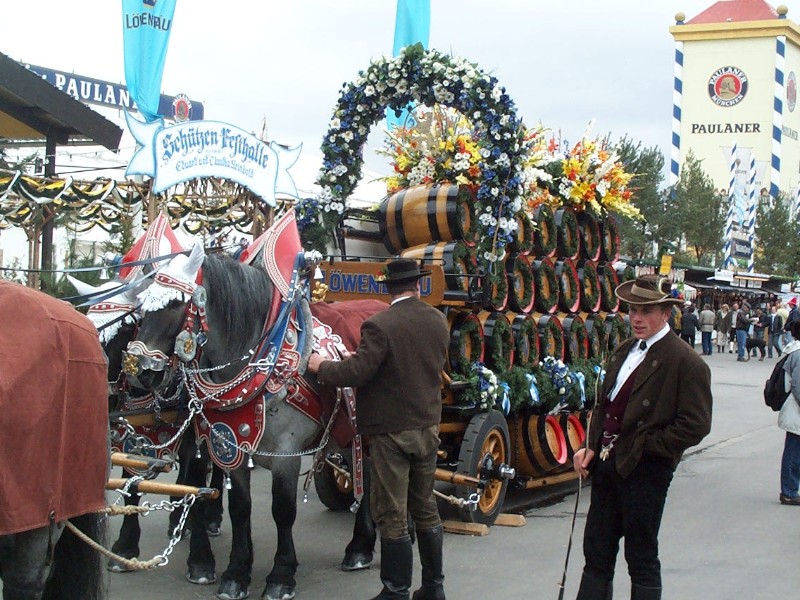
[394,188,409,251]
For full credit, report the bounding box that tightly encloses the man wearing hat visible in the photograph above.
[308,258,450,600]
[573,274,713,600]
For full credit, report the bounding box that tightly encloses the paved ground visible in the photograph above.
[9,347,797,599]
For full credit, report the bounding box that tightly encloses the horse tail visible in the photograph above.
[43,512,107,600]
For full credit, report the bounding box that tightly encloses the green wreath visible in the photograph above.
[578,260,601,313]
[537,314,564,361]
[556,259,580,313]
[509,313,539,368]
[564,315,590,362]
[585,319,602,358]
[578,212,602,261]
[605,313,627,351]
[533,258,559,313]
[483,268,509,311]
[315,43,526,269]
[598,262,620,312]
[481,312,514,373]
[616,263,635,313]
[448,311,484,375]
[601,215,621,263]
[588,314,609,357]
[555,207,580,259]
[511,211,535,255]
[507,254,534,313]
[532,203,557,257]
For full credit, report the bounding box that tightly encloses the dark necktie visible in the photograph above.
[639,340,647,351]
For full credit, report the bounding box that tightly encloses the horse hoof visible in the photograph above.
[261,582,295,600]
[107,556,136,573]
[206,520,222,537]
[216,579,250,600]
[341,552,373,571]
[186,565,217,585]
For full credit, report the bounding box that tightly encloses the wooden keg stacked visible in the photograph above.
[378,182,634,478]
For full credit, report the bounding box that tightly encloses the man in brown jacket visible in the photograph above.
[308,258,450,600]
[573,274,712,600]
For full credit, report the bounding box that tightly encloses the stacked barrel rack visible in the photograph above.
[337,183,634,526]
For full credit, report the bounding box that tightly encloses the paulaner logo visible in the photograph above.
[708,66,748,108]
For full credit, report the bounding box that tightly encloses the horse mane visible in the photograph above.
[201,252,273,361]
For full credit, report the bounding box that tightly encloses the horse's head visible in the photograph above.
[124,243,205,391]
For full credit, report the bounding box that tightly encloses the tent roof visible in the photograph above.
[0,51,122,151]
[686,0,779,25]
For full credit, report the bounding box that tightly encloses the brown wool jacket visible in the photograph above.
[316,296,449,436]
[587,331,713,478]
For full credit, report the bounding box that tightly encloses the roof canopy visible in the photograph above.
[687,0,779,25]
[0,51,122,151]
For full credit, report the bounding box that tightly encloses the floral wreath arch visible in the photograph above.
[313,43,527,270]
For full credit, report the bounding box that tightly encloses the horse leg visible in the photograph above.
[341,455,375,571]
[261,456,301,600]
[1,527,53,600]
[44,513,106,600]
[216,466,252,600]
[205,464,224,536]
[169,432,197,538]
[107,466,142,572]
[185,451,217,586]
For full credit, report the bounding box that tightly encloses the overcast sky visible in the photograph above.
[1,0,782,176]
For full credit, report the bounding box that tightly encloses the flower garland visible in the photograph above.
[578,260,601,313]
[316,43,527,270]
[532,258,559,314]
[295,197,329,254]
[506,254,534,313]
[456,362,509,414]
[537,356,582,413]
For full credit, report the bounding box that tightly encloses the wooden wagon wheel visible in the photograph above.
[314,448,356,511]
[456,410,510,525]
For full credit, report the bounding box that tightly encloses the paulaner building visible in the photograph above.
[670,0,800,270]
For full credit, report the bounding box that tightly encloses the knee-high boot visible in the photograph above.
[412,525,445,600]
[370,535,413,599]
[576,571,613,600]
[630,584,661,600]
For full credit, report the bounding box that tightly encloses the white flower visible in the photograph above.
[364,85,375,97]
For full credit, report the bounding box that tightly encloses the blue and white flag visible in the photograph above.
[386,0,430,130]
[122,0,177,122]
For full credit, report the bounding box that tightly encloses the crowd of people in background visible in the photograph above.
[673,295,800,361]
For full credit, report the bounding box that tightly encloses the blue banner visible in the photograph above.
[122,0,177,122]
[386,0,430,130]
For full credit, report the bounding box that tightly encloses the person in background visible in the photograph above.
[777,301,791,348]
[754,307,769,345]
[680,305,699,349]
[785,298,800,348]
[729,302,740,354]
[715,303,731,354]
[777,320,800,506]
[735,302,751,362]
[573,274,712,600]
[698,303,715,356]
[307,258,449,600]
[768,305,784,359]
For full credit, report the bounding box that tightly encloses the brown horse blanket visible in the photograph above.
[0,281,109,535]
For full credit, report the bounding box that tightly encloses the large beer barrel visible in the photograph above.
[510,211,535,255]
[577,212,602,261]
[506,312,539,368]
[532,204,557,257]
[506,253,535,313]
[554,258,580,314]
[560,313,590,363]
[554,207,580,260]
[379,183,476,254]
[446,310,484,376]
[600,215,621,263]
[508,413,568,477]
[577,259,602,313]
[560,412,586,462]
[532,257,559,314]
[534,313,564,361]
[477,310,514,373]
[598,262,620,312]
[401,241,476,293]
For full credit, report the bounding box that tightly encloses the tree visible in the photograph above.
[757,192,799,276]
[672,150,723,266]
[615,137,666,259]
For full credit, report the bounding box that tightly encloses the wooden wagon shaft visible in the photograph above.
[520,470,578,489]
[110,409,183,427]
[434,468,481,488]
[110,452,173,473]
[106,478,220,500]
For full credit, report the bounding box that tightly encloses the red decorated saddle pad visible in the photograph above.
[0,282,109,534]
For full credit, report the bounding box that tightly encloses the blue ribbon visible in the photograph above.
[386,0,431,129]
[526,373,541,406]
[574,371,586,409]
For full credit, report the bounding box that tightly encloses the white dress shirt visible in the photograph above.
[608,323,671,401]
